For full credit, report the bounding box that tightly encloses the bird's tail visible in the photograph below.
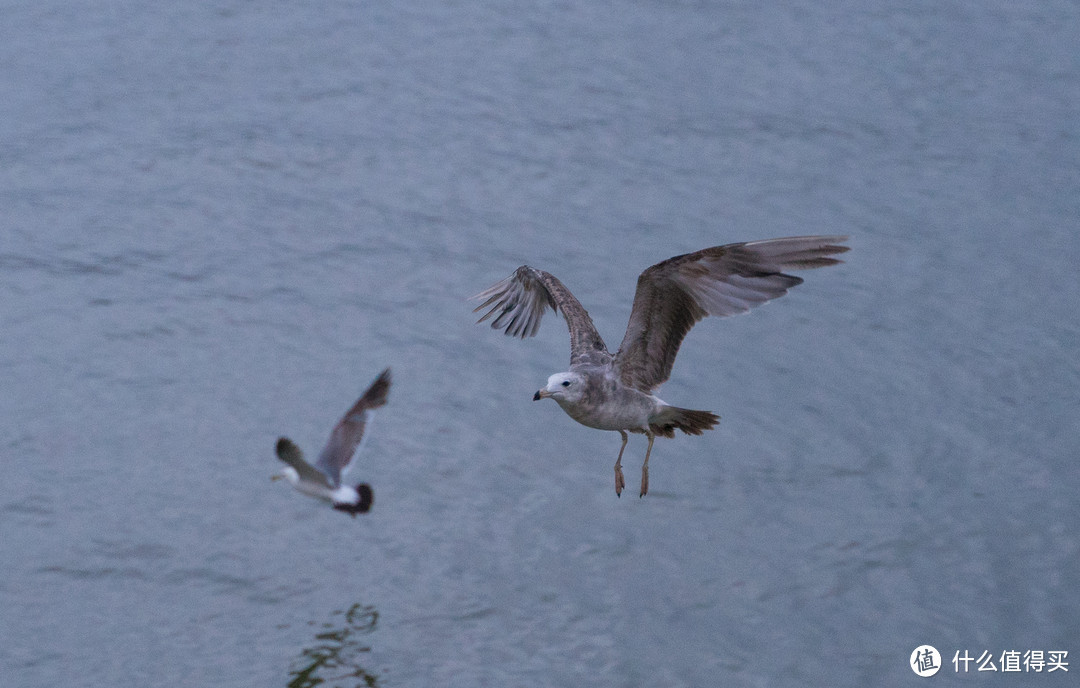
[356,483,374,512]
[650,406,720,438]
[333,483,374,517]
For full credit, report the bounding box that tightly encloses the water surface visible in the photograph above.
[2,1,1078,686]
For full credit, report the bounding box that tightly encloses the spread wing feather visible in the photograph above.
[471,265,610,366]
[275,437,333,489]
[314,368,391,487]
[614,236,848,392]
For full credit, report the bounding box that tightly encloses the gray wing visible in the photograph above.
[314,368,391,487]
[613,235,849,392]
[275,437,332,489]
[471,265,610,366]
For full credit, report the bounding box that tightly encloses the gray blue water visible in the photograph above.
[2,1,1078,686]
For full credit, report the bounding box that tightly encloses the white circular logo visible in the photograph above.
[911,645,941,677]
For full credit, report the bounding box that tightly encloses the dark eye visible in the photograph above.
[561,380,571,387]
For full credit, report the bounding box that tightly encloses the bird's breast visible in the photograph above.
[555,389,656,432]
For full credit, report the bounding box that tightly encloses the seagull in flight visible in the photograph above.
[472,236,848,497]
[273,368,391,516]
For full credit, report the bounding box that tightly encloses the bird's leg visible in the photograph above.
[614,430,628,497]
[640,431,655,498]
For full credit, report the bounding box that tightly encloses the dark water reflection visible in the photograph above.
[287,604,379,688]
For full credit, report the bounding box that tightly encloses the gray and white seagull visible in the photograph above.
[272,368,391,516]
[472,236,849,497]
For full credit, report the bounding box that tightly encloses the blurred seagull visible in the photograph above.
[272,368,391,516]
[472,236,848,497]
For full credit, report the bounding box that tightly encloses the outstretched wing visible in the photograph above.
[613,235,849,392]
[314,368,391,487]
[471,265,610,366]
[275,437,332,489]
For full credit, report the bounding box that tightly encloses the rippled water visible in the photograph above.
[2,1,1078,686]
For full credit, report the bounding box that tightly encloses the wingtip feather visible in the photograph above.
[360,368,392,409]
[275,436,298,459]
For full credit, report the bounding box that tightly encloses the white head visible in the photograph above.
[533,371,586,404]
[271,466,301,487]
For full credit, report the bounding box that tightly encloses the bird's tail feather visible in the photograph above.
[332,483,374,517]
[650,406,719,438]
[355,483,373,512]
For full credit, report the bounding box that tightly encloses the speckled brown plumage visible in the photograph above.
[472,235,848,496]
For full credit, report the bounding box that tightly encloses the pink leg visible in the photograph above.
[614,430,628,497]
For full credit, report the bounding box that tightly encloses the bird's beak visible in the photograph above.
[534,389,550,401]
[270,474,283,482]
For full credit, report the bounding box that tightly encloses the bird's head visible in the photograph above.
[270,466,300,486]
[534,371,585,404]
